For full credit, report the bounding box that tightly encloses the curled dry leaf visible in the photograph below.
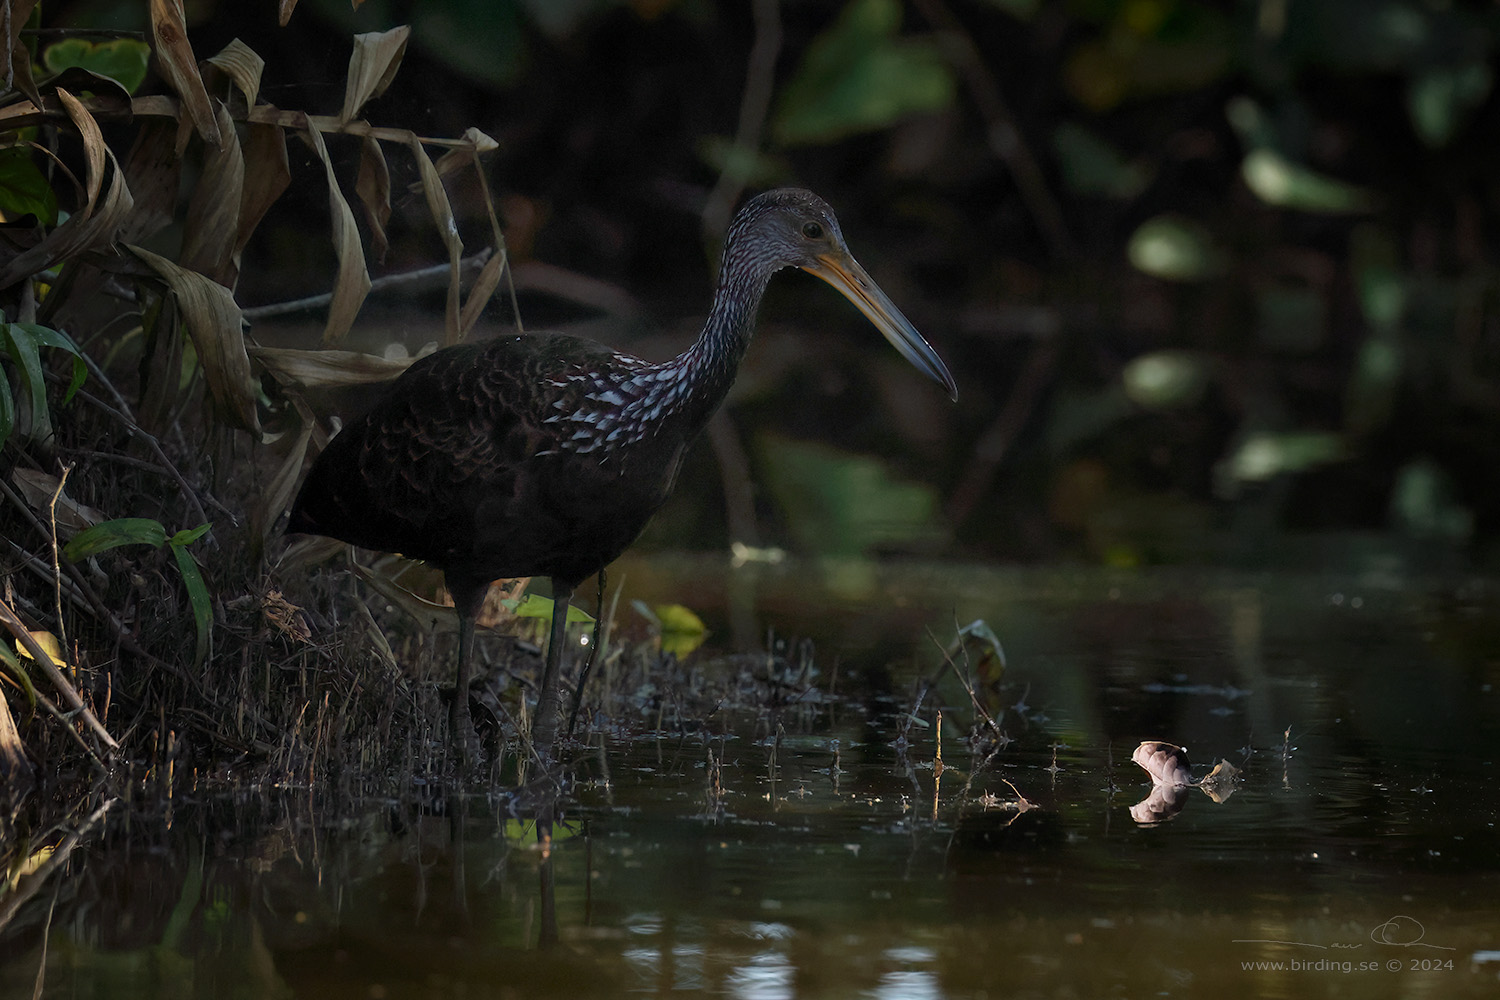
[355,135,392,262]
[10,469,105,534]
[250,346,411,390]
[301,122,370,343]
[205,38,265,113]
[1132,740,1196,787]
[428,127,500,182]
[409,136,464,345]
[236,123,290,264]
[338,25,411,126]
[458,250,507,340]
[262,589,312,645]
[4,0,42,107]
[179,101,244,285]
[126,244,262,437]
[277,0,300,28]
[149,0,221,148]
[0,90,133,289]
[251,401,312,551]
[119,120,182,245]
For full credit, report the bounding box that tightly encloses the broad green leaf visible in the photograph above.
[0,147,59,225]
[503,593,595,625]
[170,543,213,667]
[775,0,954,145]
[1122,351,1208,410]
[63,517,169,560]
[42,37,151,94]
[1241,149,1375,214]
[14,322,87,402]
[0,322,50,442]
[1408,61,1491,147]
[1126,215,1223,281]
[654,603,708,658]
[1052,122,1151,199]
[168,523,212,547]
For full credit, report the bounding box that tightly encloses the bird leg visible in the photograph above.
[447,576,490,765]
[530,581,574,755]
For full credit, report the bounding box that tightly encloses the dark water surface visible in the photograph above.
[3,564,1499,998]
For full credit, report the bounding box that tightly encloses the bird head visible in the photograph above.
[730,188,958,401]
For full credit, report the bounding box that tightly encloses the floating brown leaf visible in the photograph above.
[205,38,265,113]
[179,101,243,285]
[149,0,221,148]
[127,244,262,436]
[1132,740,1195,787]
[409,136,463,344]
[338,25,410,126]
[300,122,370,343]
[355,135,391,262]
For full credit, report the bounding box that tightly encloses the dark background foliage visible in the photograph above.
[39,0,1500,572]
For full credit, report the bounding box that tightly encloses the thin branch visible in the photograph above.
[243,248,493,320]
[911,0,1076,259]
[702,0,782,251]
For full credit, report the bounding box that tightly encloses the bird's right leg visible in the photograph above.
[530,581,573,756]
[447,575,489,765]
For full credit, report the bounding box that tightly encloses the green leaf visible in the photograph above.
[775,0,955,145]
[42,37,151,94]
[168,523,212,547]
[63,517,169,560]
[0,322,50,442]
[0,371,13,453]
[170,543,213,667]
[15,322,87,402]
[1126,215,1223,281]
[757,436,944,557]
[1122,351,1208,410]
[1408,61,1491,148]
[654,603,708,658]
[1241,149,1375,214]
[502,593,595,625]
[0,147,59,225]
[1052,122,1151,199]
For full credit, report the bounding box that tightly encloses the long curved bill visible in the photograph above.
[803,251,958,400]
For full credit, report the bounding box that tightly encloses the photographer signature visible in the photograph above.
[1232,914,1456,951]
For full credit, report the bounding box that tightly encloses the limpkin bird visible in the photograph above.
[287,188,956,756]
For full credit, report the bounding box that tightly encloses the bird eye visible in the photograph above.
[801,221,824,240]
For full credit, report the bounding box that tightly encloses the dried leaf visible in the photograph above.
[409,136,462,345]
[179,101,243,285]
[457,248,506,339]
[351,560,461,634]
[10,469,104,535]
[1132,740,1195,787]
[338,26,410,126]
[0,91,134,289]
[126,244,262,436]
[5,0,42,107]
[236,122,290,264]
[205,38,264,113]
[300,123,370,343]
[251,404,312,551]
[429,127,500,181]
[277,0,299,27]
[17,630,64,668]
[118,119,182,245]
[355,135,391,262]
[149,0,221,148]
[250,345,411,388]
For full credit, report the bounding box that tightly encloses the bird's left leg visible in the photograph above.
[530,581,573,756]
